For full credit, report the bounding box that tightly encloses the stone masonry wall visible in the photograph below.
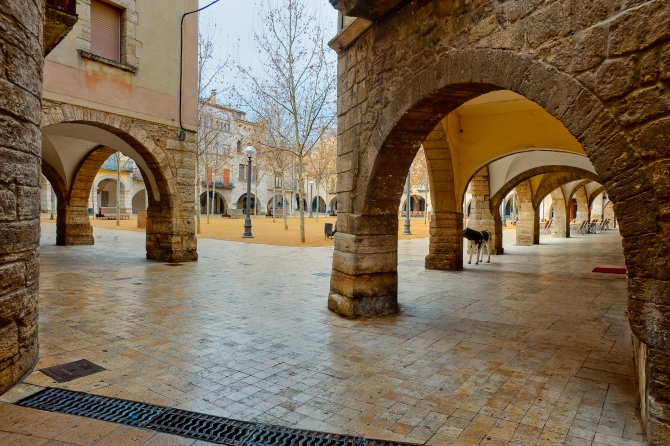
[41,101,198,262]
[0,0,43,393]
[332,1,670,437]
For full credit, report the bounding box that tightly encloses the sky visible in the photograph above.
[197,0,339,108]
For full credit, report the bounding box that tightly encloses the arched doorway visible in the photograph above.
[201,191,227,215]
[41,103,197,261]
[132,190,147,213]
[328,197,338,214]
[267,195,285,211]
[237,193,256,214]
[311,196,326,213]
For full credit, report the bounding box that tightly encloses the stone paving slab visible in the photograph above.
[4,225,647,445]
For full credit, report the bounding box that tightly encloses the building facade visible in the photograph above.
[199,94,336,217]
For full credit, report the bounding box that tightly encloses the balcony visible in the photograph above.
[101,158,134,172]
[44,0,78,56]
[47,0,77,14]
[201,179,234,189]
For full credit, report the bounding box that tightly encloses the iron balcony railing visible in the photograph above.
[46,0,77,15]
[201,179,233,189]
[101,158,135,172]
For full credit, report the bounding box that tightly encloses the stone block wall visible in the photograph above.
[0,0,43,394]
[40,101,198,262]
[330,1,670,437]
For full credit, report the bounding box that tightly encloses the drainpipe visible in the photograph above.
[179,0,221,140]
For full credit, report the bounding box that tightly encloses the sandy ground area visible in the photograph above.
[41,214,432,247]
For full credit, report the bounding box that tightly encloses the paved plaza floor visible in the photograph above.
[0,224,645,445]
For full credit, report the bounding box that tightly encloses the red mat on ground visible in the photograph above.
[592,267,627,274]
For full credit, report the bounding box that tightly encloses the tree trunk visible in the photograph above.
[254,180,259,218]
[205,179,210,224]
[282,173,288,230]
[195,156,201,234]
[272,184,277,223]
[315,183,319,221]
[116,152,121,226]
[211,178,217,219]
[299,157,305,243]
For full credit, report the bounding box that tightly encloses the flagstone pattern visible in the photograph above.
[3,225,645,445]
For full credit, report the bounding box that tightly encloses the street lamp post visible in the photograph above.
[309,181,314,218]
[242,146,256,238]
[403,172,412,235]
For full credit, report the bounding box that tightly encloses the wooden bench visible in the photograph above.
[97,207,130,220]
[266,208,285,218]
[225,208,245,219]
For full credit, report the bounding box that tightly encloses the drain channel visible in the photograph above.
[18,388,419,446]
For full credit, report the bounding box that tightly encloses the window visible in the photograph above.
[275,175,283,189]
[90,0,121,63]
[239,164,246,180]
[237,140,242,154]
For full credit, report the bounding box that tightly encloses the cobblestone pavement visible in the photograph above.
[1,224,645,445]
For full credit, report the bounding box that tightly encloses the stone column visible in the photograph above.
[55,147,116,246]
[425,212,463,270]
[550,188,570,238]
[144,132,198,262]
[0,0,42,394]
[515,181,537,245]
[467,167,502,253]
[575,186,590,222]
[328,215,398,317]
[56,202,94,246]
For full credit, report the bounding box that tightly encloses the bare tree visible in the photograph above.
[306,130,336,221]
[237,0,336,243]
[195,18,229,234]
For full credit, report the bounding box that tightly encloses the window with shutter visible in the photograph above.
[90,0,121,63]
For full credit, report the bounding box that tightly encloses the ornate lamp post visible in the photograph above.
[403,172,412,235]
[309,181,314,218]
[242,146,256,238]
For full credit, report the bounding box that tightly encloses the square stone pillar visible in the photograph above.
[328,215,398,317]
[550,189,570,238]
[425,212,463,270]
[56,203,94,245]
[515,202,537,245]
[467,167,502,253]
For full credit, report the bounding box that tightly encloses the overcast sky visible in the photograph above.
[197,0,339,108]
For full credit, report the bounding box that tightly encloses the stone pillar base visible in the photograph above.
[146,211,198,262]
[56,206,94,246]
[425,253,461,270]
[328,292,398,317]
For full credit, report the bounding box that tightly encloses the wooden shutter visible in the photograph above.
[90,0,121,63]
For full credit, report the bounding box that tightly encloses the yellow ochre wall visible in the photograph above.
[445,92,586,207]
[43,0,199,129]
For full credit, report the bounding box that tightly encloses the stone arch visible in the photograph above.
[329,197,338,212]
[236,192,256,211]
[490,166,600,212]
[267,194,286,211]
[41,102,197,262]
[311,195,327,213]
[200,190,227,214]
[331,48,656,316]
[95,174,129,191]
[132,190,147,213]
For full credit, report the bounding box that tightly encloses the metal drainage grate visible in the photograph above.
[19,388,161,427]
[18,388,421,446]
[149,408,255,444]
